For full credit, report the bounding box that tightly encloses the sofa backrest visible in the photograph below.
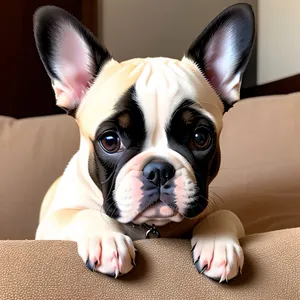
[211,92,300,234]
[0,115,79,239]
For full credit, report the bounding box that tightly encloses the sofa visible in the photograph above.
[1,92,300,299]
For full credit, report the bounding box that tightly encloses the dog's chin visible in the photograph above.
[131,202,184,226]
[132,213,184,226]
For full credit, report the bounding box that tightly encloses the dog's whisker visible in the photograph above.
[206,201,217,214]
[210,186,235,190]
[209,191,225,206]
[99,146,141,186]
[100,170,116,185]
[100,154,123,185]
[109,208,118,219]
[100,197,117,220]
[207,195,222,213]
[102,181,116,202]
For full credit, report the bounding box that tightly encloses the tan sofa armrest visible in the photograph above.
[1,227,299,299]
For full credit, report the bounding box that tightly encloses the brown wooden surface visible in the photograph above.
[241,74,300,99]
[82,0,98,36]
[0,1,97,119]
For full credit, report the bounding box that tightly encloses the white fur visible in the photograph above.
[135,58,223,152]
[192,210,245,282]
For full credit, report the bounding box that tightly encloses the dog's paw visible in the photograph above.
[77,232,136,278]
[192,236,244,283]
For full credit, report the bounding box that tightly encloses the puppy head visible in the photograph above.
[34,4,254,226]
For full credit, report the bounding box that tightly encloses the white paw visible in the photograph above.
[77,232,136,278]
[191,236,244,283]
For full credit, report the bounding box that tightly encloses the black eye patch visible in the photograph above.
[166,100,216,160]
[166,99,218,218]
[88,86,146,220]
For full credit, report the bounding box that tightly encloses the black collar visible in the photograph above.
[125,223,161,240]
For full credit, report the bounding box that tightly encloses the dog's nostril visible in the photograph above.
[162,169,168,179]
[148,171,155,181]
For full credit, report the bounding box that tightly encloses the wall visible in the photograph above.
[97,0,257,88]
[0,0,82,118]
[258,0,300,84]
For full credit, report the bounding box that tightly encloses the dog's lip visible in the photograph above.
[133,211,184,226]
[135,201,177,220]
[144,214,175,219]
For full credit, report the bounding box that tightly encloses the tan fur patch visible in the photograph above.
[182,110,194,125]
[118,113,131,128]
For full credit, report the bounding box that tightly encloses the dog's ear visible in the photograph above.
[33,6,111,114]
[185,3,255,111]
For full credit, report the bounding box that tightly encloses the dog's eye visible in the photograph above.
[100,131,121,153]
[192,127,212,150]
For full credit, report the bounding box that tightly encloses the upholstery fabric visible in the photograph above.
[0,229,299,300]
[0,115,79,239]
[211,92,300,234]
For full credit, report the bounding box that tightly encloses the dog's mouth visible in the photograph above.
[133,201,184,226]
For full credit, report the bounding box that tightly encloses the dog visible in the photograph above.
[34,3,255,282]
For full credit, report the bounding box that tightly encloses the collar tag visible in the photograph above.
[145,224,161,239]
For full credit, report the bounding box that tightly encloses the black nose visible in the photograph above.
[143,160,175,186]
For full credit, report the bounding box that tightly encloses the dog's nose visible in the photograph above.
[143,160,175,186]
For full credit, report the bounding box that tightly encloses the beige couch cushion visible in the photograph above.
[0,228,300,299]
[0,115,79,239]
[211,92,300,234]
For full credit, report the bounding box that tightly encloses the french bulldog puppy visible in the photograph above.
[34,3,254,282]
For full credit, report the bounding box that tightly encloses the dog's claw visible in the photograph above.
[105,270,121,279]
[86,260,94,272]
[85,260,90,270]
[132,259,136,267]
[200,265,208,274]
[115,269,120,278]
[106,272,116,278]
[191,244,196,252]
[194,260,208,274]
[85,259,98,272]
[219,272,228,283]
[193,256,200,265]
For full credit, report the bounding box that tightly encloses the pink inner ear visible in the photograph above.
[203,26,240,102]
[52,77,92,110]
[52,22,95,110]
